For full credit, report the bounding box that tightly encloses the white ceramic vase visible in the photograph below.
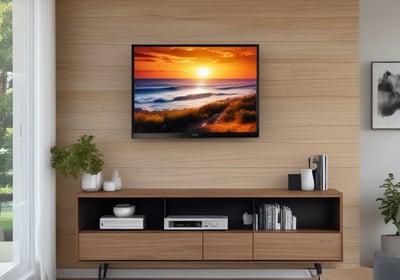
[112,169,122,191]
[81,171,103,192]
[300,168,314,191]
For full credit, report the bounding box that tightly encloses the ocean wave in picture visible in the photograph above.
[134,78,256,112]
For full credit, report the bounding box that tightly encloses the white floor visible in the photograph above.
[57,269,315,279]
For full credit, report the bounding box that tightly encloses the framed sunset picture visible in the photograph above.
[131,44,259,138]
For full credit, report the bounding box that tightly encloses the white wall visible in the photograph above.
[360,0,400,266]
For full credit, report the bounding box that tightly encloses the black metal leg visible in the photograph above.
[98,263,109,279]
[314,263,322,279]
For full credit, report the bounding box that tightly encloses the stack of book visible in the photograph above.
[255,203,297,230]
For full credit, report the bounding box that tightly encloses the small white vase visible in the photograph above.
[300,168,314,191]
[81,171,103,192]
[112,169,122,191]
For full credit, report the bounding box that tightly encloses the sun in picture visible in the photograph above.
[196,67,211,79]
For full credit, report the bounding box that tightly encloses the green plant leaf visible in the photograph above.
[377,173,400,235]
[50,134,104,178]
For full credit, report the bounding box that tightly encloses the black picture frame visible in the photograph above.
[131,43,260,138]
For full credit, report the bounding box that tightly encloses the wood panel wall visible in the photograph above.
[56,0,359,269]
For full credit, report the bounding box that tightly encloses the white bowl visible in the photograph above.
[113,204,135,217]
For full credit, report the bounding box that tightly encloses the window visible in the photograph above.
[0,0,55,277]
[0,0,35,278]
[0,0,14,269]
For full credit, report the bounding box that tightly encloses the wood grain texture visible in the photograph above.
[79,231,203,260]
[76,188,342,198]
[254,232,342,261]
[56,0,359,269]
[203,232,253,260]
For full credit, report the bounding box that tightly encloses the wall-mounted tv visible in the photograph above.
[132,44,259,138]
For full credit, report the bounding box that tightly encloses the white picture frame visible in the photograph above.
[372,61,400,129]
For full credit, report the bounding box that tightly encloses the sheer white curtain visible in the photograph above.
[32,0,56,279]
[7,0,56,279]
[1,0,55,279]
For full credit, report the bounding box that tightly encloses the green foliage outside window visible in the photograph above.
[0,0,12,242]
[0,1,12,71]
[0,0,12,192]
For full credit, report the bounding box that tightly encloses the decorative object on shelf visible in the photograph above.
[112,169,122,191]
[242,212,253,225]
[103,180,116,192]
[371,61,400,129]
[113,203,136,217]
[82,171,103,192]
[50,134,104,191]
[300,168,314,191]
[308,154,328,191]
[288,174,301,190]
[376,172,400,254]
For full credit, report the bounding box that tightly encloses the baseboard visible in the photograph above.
[56,268,314,279]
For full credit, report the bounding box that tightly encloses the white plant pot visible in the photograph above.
[81,171,103,192]
[381,234,400,254]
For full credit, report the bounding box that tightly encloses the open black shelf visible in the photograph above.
[78,197,164,230]
[254,197,341,230]
[78,195,340,232]
[166,198,253,229]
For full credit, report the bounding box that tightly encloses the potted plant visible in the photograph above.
[51,134,104,192]
[376,172,400,253]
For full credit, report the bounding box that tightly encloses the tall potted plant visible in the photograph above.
[376,172,400,253]
[51,135,104,192]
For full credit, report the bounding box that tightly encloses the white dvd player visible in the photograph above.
[164,215,228,230]
[100,215,145,230]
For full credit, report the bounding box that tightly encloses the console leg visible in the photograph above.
[98,263,109,279]
[314,263,322,279]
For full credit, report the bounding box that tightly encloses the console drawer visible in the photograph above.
[254,232,342,261]
[203,231,253,260]
[78,231,203,261]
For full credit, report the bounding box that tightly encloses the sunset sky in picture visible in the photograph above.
[133,46,258,80]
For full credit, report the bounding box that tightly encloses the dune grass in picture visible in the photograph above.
[134,93,257,133]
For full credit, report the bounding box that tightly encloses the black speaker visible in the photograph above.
[288,174,301,190]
